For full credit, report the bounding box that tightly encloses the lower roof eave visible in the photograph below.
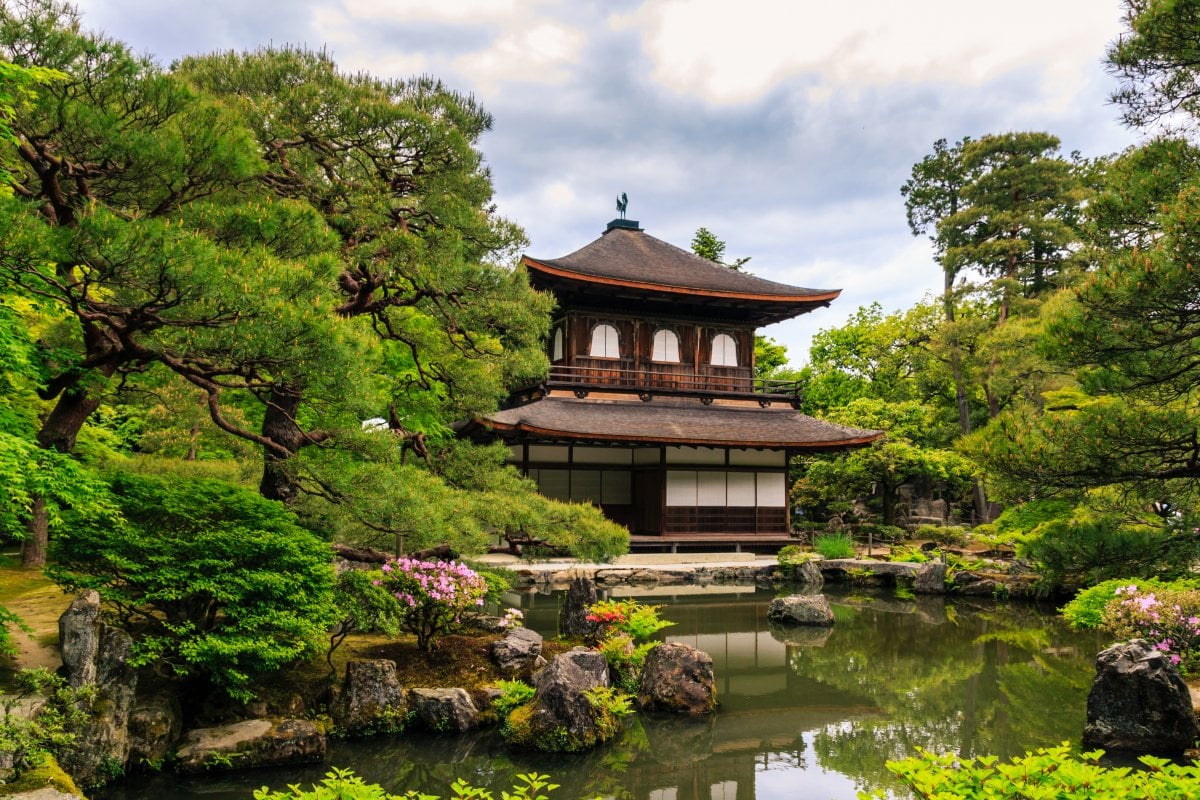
[484,420,883,450]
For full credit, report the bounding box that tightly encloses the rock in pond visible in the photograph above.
[174,718,326,774]
[333,659,406,736]
[507,647,615,751]
[767,594,835,626]
[491,627,545,675]
[57,591,138,787]
[408,688,479,733]
[913,562,946,594]
[559,577,599,639]
[128,692,183,768]
[1083,639,1200,753]
[637,642,717,715]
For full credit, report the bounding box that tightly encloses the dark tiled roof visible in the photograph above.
[525,227,839,301]
[481,396,881,449]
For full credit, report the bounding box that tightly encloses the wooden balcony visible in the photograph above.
[545,361,803,406]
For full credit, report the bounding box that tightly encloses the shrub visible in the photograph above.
[1101,585,1200,674]
[50,473,336,702]
[327,570,406,679]
[913,524,967,547]
[993,499,1074,535]
[376,557,488,652]
[254,767,560,800]
[492,679,536,722]
[1060,577,1195,630]
[814,532,856,559]
[1019,518,1182,587]
[586,599,673,691]
[860,743,1200,800]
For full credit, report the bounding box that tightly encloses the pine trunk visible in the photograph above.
[259,388,307,503]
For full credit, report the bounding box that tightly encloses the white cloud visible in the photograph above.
[337,0,545,25]
[455,22,586,90]
[614,0,1125,106]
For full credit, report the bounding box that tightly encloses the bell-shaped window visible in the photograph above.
[711,333,738,367]
[651,329,680,362]
[551,327,564,361]
[589,324,620,358]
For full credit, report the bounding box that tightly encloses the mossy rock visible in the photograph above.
[0,753,84,798]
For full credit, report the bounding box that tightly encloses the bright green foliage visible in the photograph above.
[0,667,93,780]
[776,544,817,578]
[254,768,560,800]
[48,473,336,701]
[814,533,856,559]
[0,601,29,657]
[0,60,64,189]
[1018,516,1190,587]
[795,398,975,526]
[491,679,536,722]
[753,335,791,379]
[860,743,1200,800]
[690,226,750,270]
[993,499,1074,536]
[586,599,673,692]
[327,569,405,679]
[1061,576,1194,629]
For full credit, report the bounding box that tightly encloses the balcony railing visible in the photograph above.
[544,362,803,406]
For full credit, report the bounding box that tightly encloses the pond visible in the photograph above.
[94,585,1104,800]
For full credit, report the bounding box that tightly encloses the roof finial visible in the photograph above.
[615,192,628,220]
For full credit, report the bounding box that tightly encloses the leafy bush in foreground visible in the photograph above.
[859,743,1200,800]
[1060,577,1193,630]
[253,768,560,800]
[51,473,336,701]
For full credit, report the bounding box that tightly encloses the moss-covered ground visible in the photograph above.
[0,554,68,686]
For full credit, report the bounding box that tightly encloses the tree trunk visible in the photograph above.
[259,388,307,503]
[24,366,116,567]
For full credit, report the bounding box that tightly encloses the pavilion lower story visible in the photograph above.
[477,393,880,553]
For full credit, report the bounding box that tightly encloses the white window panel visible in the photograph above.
[551,327,564,361]
[590,324,620,357]
[711,333,738,366]
[651,329,680,362]
[727,472,757,506]
[601,471,632,504]
[729,448,785,467]
[666,446,725,465]
[665,471,698,506]
[573,446,633,465]
[528,445,569,463]
[757,472,787,507]
[697,472,727,506]
[570,470,603,503]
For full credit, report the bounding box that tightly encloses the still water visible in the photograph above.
[95,585,1103,800]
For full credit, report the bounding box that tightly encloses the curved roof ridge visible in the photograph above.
[525,227,839,300]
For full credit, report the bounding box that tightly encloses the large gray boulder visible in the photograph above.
[174,718,326,774]
[332,660,406,736]
[913,562,946,594]
[509,648,614,751]
[1083,639,1200,753]
[127,692,183,769]
[408,688,479,733]
[637,642,717,715]
[767,594,835,626]
[57,591,138,787]
[491,627,545,675]
[559,577,599,639]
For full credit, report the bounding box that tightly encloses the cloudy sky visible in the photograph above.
[72,0,1142,363]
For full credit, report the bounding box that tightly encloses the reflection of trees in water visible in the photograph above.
[802,598,1098,795]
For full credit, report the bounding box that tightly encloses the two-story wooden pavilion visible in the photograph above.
[470,218,881,552]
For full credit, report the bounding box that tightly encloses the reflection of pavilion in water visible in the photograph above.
[514,587,883,800]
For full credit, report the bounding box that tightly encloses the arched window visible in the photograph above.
[551,327,564,361]
[589,323,620,358]
[711,333,738,367]
[651,329,680,362]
